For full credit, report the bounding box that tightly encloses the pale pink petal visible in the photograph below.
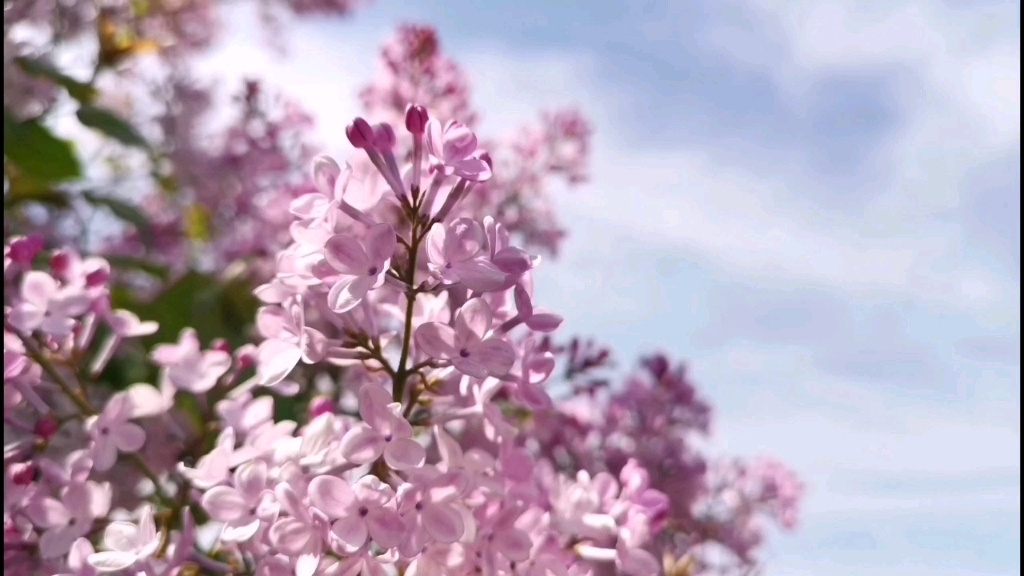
[113,422,146,452]
[443,218,485,262]
[365,223,397,266]
[366,508,407,550]
[441,122,476,160]
[311,155,343,197]
[268,518,311,555]
[300,328,328,363]
[470,338,515,376]
[256,338,303,386]
[338,423,385,465]
[25,497,70,528]
[455,299,492,341]
[21,271,57,307]
[331,518,368,551]
[289,193,328,219]
[202,487,248,522]
[235,460,267,500]
[88,550,137,571]
[221,517,260,542]
[451,157,492,182]
[424,119,445,160]
[358,384,395,430]
[451,259,506,292]
[307,476,357,518]
[451,357,488,379]
[526,312,563,333]
[327,275,373,313]
[421,504,464,544]
[618,547,661,576]
[102,521,140,552]
[296,552,320,576]
[414,323,458,359]
[255,306,290,339]
[494,529,532,562]
[91,439,118,472]
[425,224,447,265]
[324,235,369,275]
[384,438,426,470]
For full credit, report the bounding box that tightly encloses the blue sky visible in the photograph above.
[204,1,1021,574]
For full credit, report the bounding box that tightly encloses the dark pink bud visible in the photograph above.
[346,118,376,150]
[34,416,59,440]
[309,396,336,418]
[373,123,397,150]
[50,250,70,277]
[8,235,44,264]
[405,105,428,134]
[479,151,493,170]
[85,267,109,288]
[211,338,232,354]
[10,463,36,486]
[237,348,257,370]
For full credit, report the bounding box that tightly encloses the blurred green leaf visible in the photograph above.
[14,56,97,103]
[124,271,258,350]
[4,107,81,183]
[4,175,70,209]
[183,203,211,242]
[76,105,149,149]
[82,191,153,246]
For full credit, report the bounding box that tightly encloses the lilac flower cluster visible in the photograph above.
[5,4,802,575]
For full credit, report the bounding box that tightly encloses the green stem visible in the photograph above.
[393,221,422,404]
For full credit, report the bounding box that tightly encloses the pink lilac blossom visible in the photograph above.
[3,11,801,576]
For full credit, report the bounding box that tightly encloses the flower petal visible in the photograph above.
[307,475,357,518]
[421,503,464,544]
[451,259,506,292]
[470,338,515,376]
[414,322,458,359]
[331,518,368,552]
[268,518,311,555]
[256,338,303,387]
[366,507,407,550]
[384,438,426,470]
[365,223,397,265]
[88,550,138,572]
[113,422,146,452]
[338,423,385,465]
[202,486,249,522]
[455,298,492,341]
[324,235,369,275]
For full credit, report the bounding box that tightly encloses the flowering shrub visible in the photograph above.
[4,2,802,575]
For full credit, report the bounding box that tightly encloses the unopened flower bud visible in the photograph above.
[8,235,44,264]
[309,396,336,418]
[211,338,232,354]
[34,416,59,440]
[10,462,36,486]
[346,117,376,150]
[50,250,71,277]
[373,123,396,150]
[405,105,428,134]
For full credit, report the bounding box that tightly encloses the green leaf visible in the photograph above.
[14,56,97,103]
[3,107,81,183]
[126,271,258,349]
[82,192,154,246]
[76,105,149,149]
[4,176,70,209]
